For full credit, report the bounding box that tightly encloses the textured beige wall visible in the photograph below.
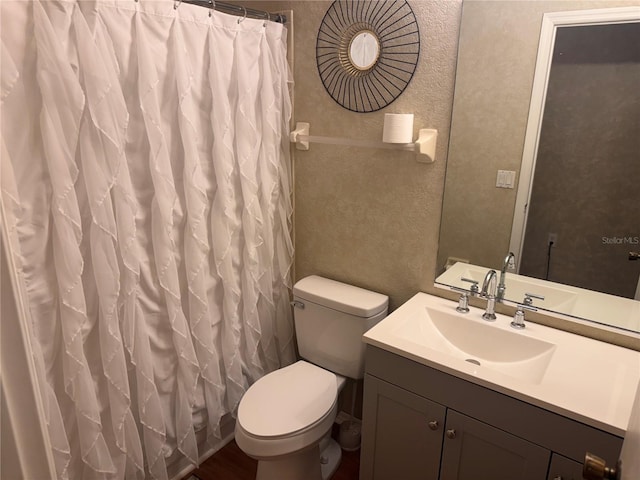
[282,0,463,310]
[237,1,640,348]
[437,0,640,276]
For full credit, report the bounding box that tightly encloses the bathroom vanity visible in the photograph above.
[359,293,640,480]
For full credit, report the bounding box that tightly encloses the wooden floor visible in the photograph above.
[186,438,360,480]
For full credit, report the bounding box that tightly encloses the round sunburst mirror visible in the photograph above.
[316,0,420,113]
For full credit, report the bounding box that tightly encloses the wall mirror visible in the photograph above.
[316,0,420,112]
[436,3,640,336]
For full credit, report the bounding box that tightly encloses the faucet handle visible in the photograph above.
[523,292,545,306]
[460,277,479,296]
[511,303,537,329]
[450,287,470,313]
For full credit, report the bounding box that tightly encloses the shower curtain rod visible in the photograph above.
[178,0,286,23]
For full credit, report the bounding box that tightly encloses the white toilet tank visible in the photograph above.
[292,275,388,379]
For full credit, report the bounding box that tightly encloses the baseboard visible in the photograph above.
[168,414,236,480]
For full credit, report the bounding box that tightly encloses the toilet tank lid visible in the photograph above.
[293,275,388,317]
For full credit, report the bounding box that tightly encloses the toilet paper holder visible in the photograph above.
[289,122,438,164]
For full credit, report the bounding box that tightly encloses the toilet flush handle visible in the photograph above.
[290,300,305,309]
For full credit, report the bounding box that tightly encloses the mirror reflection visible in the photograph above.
[516,23,640,300]
[349,30,380,70]
[436,2,640,335]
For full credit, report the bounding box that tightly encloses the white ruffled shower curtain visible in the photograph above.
[1,1,295,478]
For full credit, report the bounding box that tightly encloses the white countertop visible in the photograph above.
[363,292,640,437]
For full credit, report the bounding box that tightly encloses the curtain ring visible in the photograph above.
[173,0,181,10]
[208,0,215,17]
[237,6,247,24]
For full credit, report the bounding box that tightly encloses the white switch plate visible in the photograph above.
[496,170,516,189]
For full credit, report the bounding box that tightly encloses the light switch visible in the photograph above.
[496,170,516,189]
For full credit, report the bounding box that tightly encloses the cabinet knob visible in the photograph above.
[552,476,563,480]
[446,429,457,439]
[428,420,439,431]
[583,453,620,480]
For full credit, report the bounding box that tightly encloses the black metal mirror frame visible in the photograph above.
[316,0,420,113]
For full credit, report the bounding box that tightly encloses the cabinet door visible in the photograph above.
[361,375,446,480]
[440,410,551,480]
[547,454,584,480]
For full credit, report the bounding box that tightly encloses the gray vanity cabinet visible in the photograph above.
[360,346,623,480]
[440,410,550,480]
[546,454,584,480]
[361,374,550,480]
[360,376,445,480]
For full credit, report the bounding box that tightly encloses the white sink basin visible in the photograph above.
[393,307,556,384]
[363,292,640,436]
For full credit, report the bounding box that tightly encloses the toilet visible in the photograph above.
[235,275,388,480]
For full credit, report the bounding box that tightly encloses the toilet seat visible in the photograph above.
[238,361,337,438]
[236,400,338,460]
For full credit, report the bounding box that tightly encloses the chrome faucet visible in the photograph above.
[497,252,515,302]
[480,269,497,321]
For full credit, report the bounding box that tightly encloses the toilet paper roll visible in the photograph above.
[383,113,414,144]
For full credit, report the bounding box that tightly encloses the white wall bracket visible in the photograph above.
[415,128,438,163]
[289,122,437,163]
[290,122,310,150]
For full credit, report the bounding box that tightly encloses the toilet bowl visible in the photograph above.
[236,361,344,458]
[236,361,346,480]
[235,276,388,480]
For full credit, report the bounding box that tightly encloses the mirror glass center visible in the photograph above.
[349,30,380,70]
